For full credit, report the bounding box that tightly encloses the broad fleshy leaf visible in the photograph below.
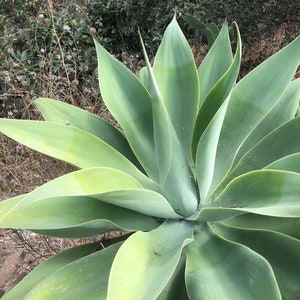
[217,116,300,192]
[212,223,300,300]
[7,167,178,219]
[98,190,181,219]
[265,153,300,173]
[198,22,233,103]
[140,29,199,217]
[137,66,150,90]
[35,98,139,165]
[108,221,194,300]
[0,195,158,237]
[95,39,157,180]
[139,32,172,184]
[1,242,101,299]
[195,170,300,221]
[233,78,300,164]
[192,23,241,157]
[7,243,121,300]
[31,222,121,239]
[195,97,230,201]
[153,17,199,163]
[0,119,157,190]
[202,35,300,198]
[222,214,300,240]
[157,253,188,300]
[11,167,142,208]
[0,194,27,213]
[185,225,281,300]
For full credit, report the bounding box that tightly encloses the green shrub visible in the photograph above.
[182,14,219,47]
[0,0,208,119]
[87,0,207,53]
[0,0,98,117]
[0,15,300,299]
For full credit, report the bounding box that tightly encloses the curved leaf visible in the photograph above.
[137,66,150,90]
[31,221,122,239]
[265,153,300,173]
[157,253,188,300]
[182,14,208,32]
[195,97,230,201]
[153,17,200,163]
[197,170,300,221]
[213,223,300,300]
[233,78,300,164]
[222,213,300,241]
[208,23,219,43]
[185,225,281,300]
[13,167,142,208]
[192,23,241,157]
[0,196,158,237]
[139,32,172,184]
[0,119,157,190]
[206,35,300,197]
[192,207,244,222]
[218,117,300,191]
[95,39,157,180]
[22,243,121,300]
[1,242,102,300]
[108,221,194,300]
[98,189,181,219]
[8,167,178,219]
[35,98,139,165]
[0,194,27,213]
[140,29,198,217]
[198,22,233,103]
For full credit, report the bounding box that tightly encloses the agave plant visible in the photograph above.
[0,16,300,299]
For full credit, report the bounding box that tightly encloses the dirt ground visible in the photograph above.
[0,229,80,296]
[0,1,300,296]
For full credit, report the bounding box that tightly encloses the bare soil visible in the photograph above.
[0,229,77,297]
[0,1,299,296]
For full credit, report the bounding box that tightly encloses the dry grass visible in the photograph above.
[0,135,73,200]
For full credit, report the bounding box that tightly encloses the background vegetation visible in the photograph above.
[1,0,299,118]
[0,0,208,118]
